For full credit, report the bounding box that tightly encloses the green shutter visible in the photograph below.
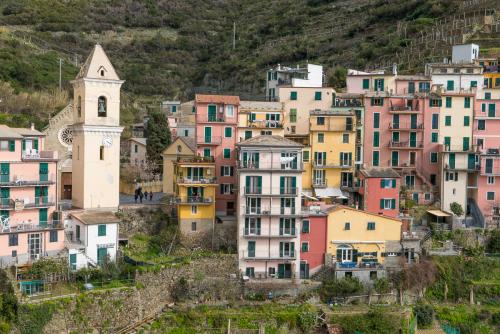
[380,179,385,188]
[280,176,284,194]
[445,97,452,108]
[314,91,322,100]
[245,176,250,189]
[392,179,396,188]
[8,140,15,152]
[447,80,454,91]
[391,199,396,209]
[373,113,380,128]
[464,97,471,108]
[98,224,106,236]
[39,208,48,227]
[97,247,107,265]
[22,140,26,151]
[373,151,379,166]
[373,132,380,147]
[464,116,470,126]
[290,91,297,100]
[380,199,384,209]
[362,79,369,89]
[463,137,470,151]
[488,104,496,117]
[33,139,38,150]
[444,137,451,148]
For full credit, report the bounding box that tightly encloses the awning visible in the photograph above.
[314,187,343,198]
[301,190,318,201]
[427,209,451,217]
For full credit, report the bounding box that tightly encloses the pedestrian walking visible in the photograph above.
[139,191,144,203]
[149,192,153,201]
[144,191,149,199]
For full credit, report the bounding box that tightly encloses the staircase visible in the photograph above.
[467,198,485,228]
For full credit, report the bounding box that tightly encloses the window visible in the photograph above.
[11,250,16,257]
[49,230,58,243]
[430,99,442,107]
[431,132,438,143]
[290,109,297,123]
[191,222,197,231]
[447,80,454,91]
[485,92,491,100]
[99,146,104,160]
[373,113,380,128]
[471,80,477,88]
[488,104,496,117]
[372,151,380,166]
[445,96,452,108]
[301,242,309,252]
[392,132,400,143]
[370,271,378,280]
[184,129,189,137]
[221,166,234,176]
[487,192,495,201]
[279,241,295,257]
[464,116,470,126]
[482,103,486,112]
[290,91,297,100]
[98,224,106,236]
[430,152,438,163]
[374,78,384,91]
[303,151,310,162]
[419,82,430,92]
[362,79,369,89]
[464,97,471,108]
[224,127,232,138]
[430,174,436,185]
[370,97,384,106]
[487,176,495,185]
[191,205,197,214]
[432,114,439,129]
[291,126,296,134]
[425,193,431,201]
[226,105,234,117]
[478,120,486,130]
[223,148,230,159]
[317,133,324,143]
[381,179,396,188]
[445,116,451,126]
[220,184,234,195]
[134,144,138,153]
[380,199,396,210]
[302,220,310,233]
[203,148,211,157]
[342,134,349,143]
[373,131,380,147]
[245,267,255,277]
[367,222,376,230]
[314,91,322,100]
[344,222,350,230]
[245,218,261,235]
[408,81,415,93]
[317,117,325,125]
[8,234,18,246]
[97,96,107,117]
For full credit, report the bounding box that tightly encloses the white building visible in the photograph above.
[266,63,323,100]
[236,136,303,279]
[66,211,119,269]
[452,43,479,64]
[425,62,484,94]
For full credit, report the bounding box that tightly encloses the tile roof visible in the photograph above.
[240,101,283,111]
[0,125,23,139]
[71,211,121,225]
[237,135,303,148]
[12,128,44,137]
[129,137,147,146]
[178,136,196,151]
[195,94,240,105]
[359,167,400,178]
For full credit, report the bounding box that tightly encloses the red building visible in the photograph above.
[358,168,401,218]
[300,208,328,278]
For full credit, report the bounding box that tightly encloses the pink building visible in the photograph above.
[0,125,62,267]
[358,168,400,218]
[362,87,439,205]
[300,210,327,278]
[473,82,500,228]
[195,95,239,216]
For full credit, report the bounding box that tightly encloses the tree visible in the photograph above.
[320,277,363,302]
[414,304,434,328]
[145,110,171,174]
[449,202,464,217]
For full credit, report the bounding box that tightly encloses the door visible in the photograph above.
[69,254,77,270]
[392,114,400,129]
[468,154,476,170]
[28,233,41,260]
[97,247,107,265]
[247,241,255,257]
[63,185,72,200]
[410,114,417,129]
[300,262,310,279]
[391,151,399,167]
[409,152,416,166]
[449,153,456,169]
[409,132,417,147]
[39,208,48,227]
[0,188,9,207]
[204,127,212,143]
[208,105,216,121]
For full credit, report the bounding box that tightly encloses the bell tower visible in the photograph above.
[71,44,124,209]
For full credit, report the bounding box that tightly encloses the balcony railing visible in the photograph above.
[313,160,353,168]
[0,220,62,234]
[0,174,56,186]
[243,228,297,237]
[197,136,222,145]
[389,122,424,130]
[389,141,424,149]
[248,120,283,129]
[22,150,58,160]
[242,250,296,260]
[177,177,217,184]
[176,156,215,163]
[313,179,327,188]
[389,105,415,112]
[441,144,478,153]
[174,196,214,204]
[24,197,56,208]
[238,161,303,171]
[444,163,480,172]
[481,167,500,176]
[197,115,231,123]
[332,100,363,108]
[243,206,301,216]
[244,187,298,196]
[335,261,383,270]
[340,183,360,192]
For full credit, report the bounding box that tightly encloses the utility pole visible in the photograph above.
[232,21,236,50]
[59,58,62,91]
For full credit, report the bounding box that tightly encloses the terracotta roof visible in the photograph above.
[71,211,120,225]
[195,94,240,105]
[178,136,196,152]
[237,135,303,148]
[359,168,400,178]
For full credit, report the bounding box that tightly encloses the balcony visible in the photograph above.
[242,251,296,261]
[243,206,303,217]
[177,177,217,185]
[237,161,303,171]
[388,122,424,131]
[174,196,214,204]
[0,174,56,187]
[197,136,222,145]
[197,115,235,124]
[313,160,353,168]
[21,150,58,161]
[332,99,363,108]
[310,122,355,132]
[243,187,298,196]
[481,167,500,176]
[243,228,298,238]
[313,179,327,188]
[0,220,63,234]
[388,141,424,149]
[340,182,360,192]
[389,106,420,114]
[440,144,479,153]
[176,156,215,164]
[248,119,283,129]
[390,162,416,169]
[444,163,480,172]
[335,261,384,270]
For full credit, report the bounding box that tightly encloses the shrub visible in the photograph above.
[373,277,391,294]
[320,276,364,302]
[414,304,434,328]
[449,202,464,217]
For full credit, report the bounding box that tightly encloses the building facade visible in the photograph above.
[162,137,196,195]
[237,101,284,141]
[300,207,327,278]
[237,136,303,279]
[358,168,401,218]
[0,125,63,267]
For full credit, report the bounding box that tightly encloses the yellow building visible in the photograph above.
[326,206,403,280]
[162,137,196,195]
[237,101,284,142]
[174,156,217,236]
[309,110,356,202]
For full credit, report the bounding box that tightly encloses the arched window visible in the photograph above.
[98,96,107,117]
[337,244,353,263]
[77,96,81,118]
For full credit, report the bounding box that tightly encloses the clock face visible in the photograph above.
[103,136,113,148]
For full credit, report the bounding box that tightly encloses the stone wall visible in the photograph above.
[43,255,240,333]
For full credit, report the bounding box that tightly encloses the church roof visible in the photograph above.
[76,44,121,81]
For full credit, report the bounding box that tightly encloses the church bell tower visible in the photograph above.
[71,45,124,209]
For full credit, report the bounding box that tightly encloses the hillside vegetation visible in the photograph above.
[0,0,498,127]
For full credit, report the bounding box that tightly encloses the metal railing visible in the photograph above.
[242,250,296,260]
[441,144,478,153]
[176,156,215,163]
[243,228,298,237]
[22,150,57,160]
[389,140,424,148]
[313,160,353,168]
[243,187,298,196]
[196,115,233,123]
[197,136,223,145]
[248,119,283,128]
[1,220,62,234]
[177,177,217,184]
[243,206,301,216]
[174,196,214,204]
[313,179,327,188]
[0,174,56,186]
[389,122,424,130]
[237,161,303,170]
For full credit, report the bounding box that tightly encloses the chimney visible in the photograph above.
[31,123,35,130]
[392,63,398,76]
